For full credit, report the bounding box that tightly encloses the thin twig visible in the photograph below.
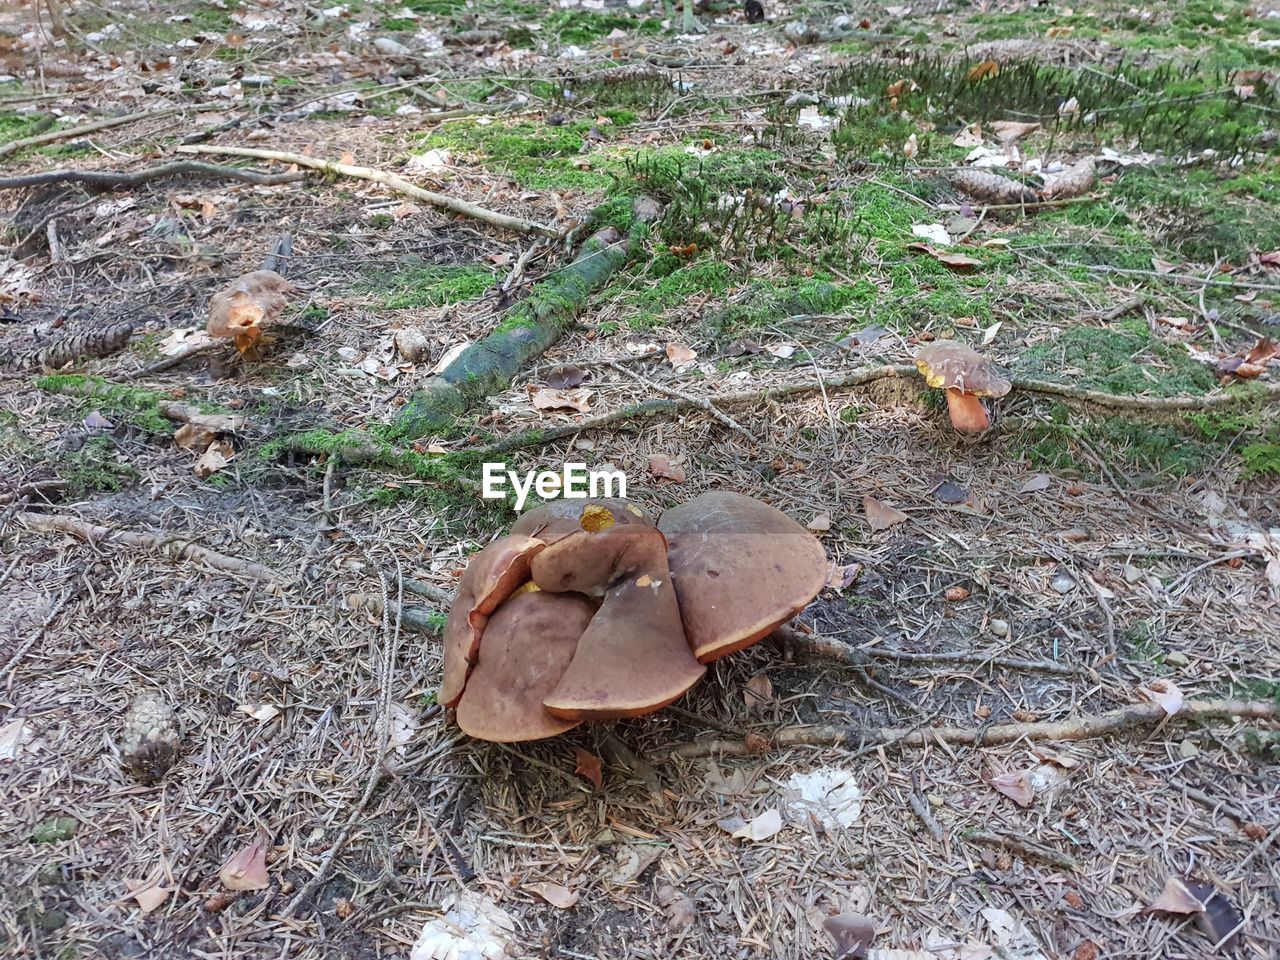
[175,144,561,238]
[963,829,1080,872]
[606,360,756,441]
[2,591,71,686]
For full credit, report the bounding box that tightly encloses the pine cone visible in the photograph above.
[0,321,136,371]
[949,168,1039,206]
[1040,156,1096,200]
[119,691,182,785]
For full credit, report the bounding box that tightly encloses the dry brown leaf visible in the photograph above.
[525,882,578,909]
[986,769,1034,806]
[902,133,918,159]
[648,455,686,483]
[967,60,1000,82]
[665,342,698,368]
[218,828,270,891]
[174,422,218,452]
[124,879,172,914]
[1138,678,1184,716]
[743,673,773,714]
[207,270,293,346]
[1246,337,1279,364]
[1146,876,1207,915]
[906,243,983,272]
[944,585,971,602]
[807,513,832,533]
[194,439,234,478]
[572,747,603,790]
[885,78,917,97]
[530,387,593,414]
[864,496,908,531]
[1020,474,1053,493]
[544,364,588,389]
[826,562,862,590]
[990,120,1040,143]
[824,913,877,959]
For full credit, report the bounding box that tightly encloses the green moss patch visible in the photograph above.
[364,264,494,309]
[1013,325,1217,397]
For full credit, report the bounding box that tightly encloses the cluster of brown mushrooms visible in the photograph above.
[441,492,828,742]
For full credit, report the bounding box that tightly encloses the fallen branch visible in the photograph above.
[606,360,755,441]
[0,104,222,159]
[962,829,1080,872]
[0,160,304,191]
[175,144,560,238]
[655,699,1276,759]
[121,341,223,379]
[778,625,1097,680]
[393,228,630,437]
[15,512,283,584]
[1087,263,1280,294]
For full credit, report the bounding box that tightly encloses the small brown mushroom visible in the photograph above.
[439,534,547,708]
[658,491,827,663]
[532,525,706,720]
[914,341,1011,435]
[454,589,596,742]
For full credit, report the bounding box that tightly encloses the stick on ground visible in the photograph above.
[0,160,304,191]
[16,512,283,584]
[175,143,560,238]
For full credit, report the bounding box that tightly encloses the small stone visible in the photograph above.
[373,37,410,56]
[1122,563,1144,583]
[989,618,1009,638]
[1050,572,1076,594]
[241,74,275,88]
[337,346,361,362]
[222,653,238,667]
[1165,651,1190,667]
[1179,739,1200,759]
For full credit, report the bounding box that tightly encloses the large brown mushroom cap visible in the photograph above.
[454,590,595,742]
[914,341,1011,435]
[533,525,706,720]
[439,534,546,708]
[659,491,828,663]
[510,497,652,544]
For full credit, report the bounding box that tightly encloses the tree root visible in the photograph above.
[176,143,560,238]
[655,699,1276,759]
[15,512,283,584]
[0,160,304,192]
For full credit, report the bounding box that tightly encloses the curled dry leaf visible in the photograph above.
[218,828,270,891]
[906,242,983,272]
[665,342,697,369]
[572,747,603,790]
[1138,678,1184,716]
[124,879,172,913]
[530,387,593,414]
[823,912,877,959]
[967,60,1000,82]
[239,703,280,722]
[719,808,783,842]
[544,364,588,389]
[174,422,219,452]
[986,768,1035,806]
[194,439,235,478]
[648,455,686,483]
[807,513,831,533]
[743,672,773,714]
[864,496,908,532]
[902,133,918,158]
[1146,876,1213,915]
[990,120,1040,143]
[525,882,579,909]
[826,562,862,591]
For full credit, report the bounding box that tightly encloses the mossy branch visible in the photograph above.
[392,228,630,438]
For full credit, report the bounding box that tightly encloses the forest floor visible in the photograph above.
[2,1,1279,959]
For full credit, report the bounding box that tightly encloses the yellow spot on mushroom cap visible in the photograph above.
[579,504,615,532]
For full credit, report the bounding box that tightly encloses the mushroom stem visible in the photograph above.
[944,388,989,434]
